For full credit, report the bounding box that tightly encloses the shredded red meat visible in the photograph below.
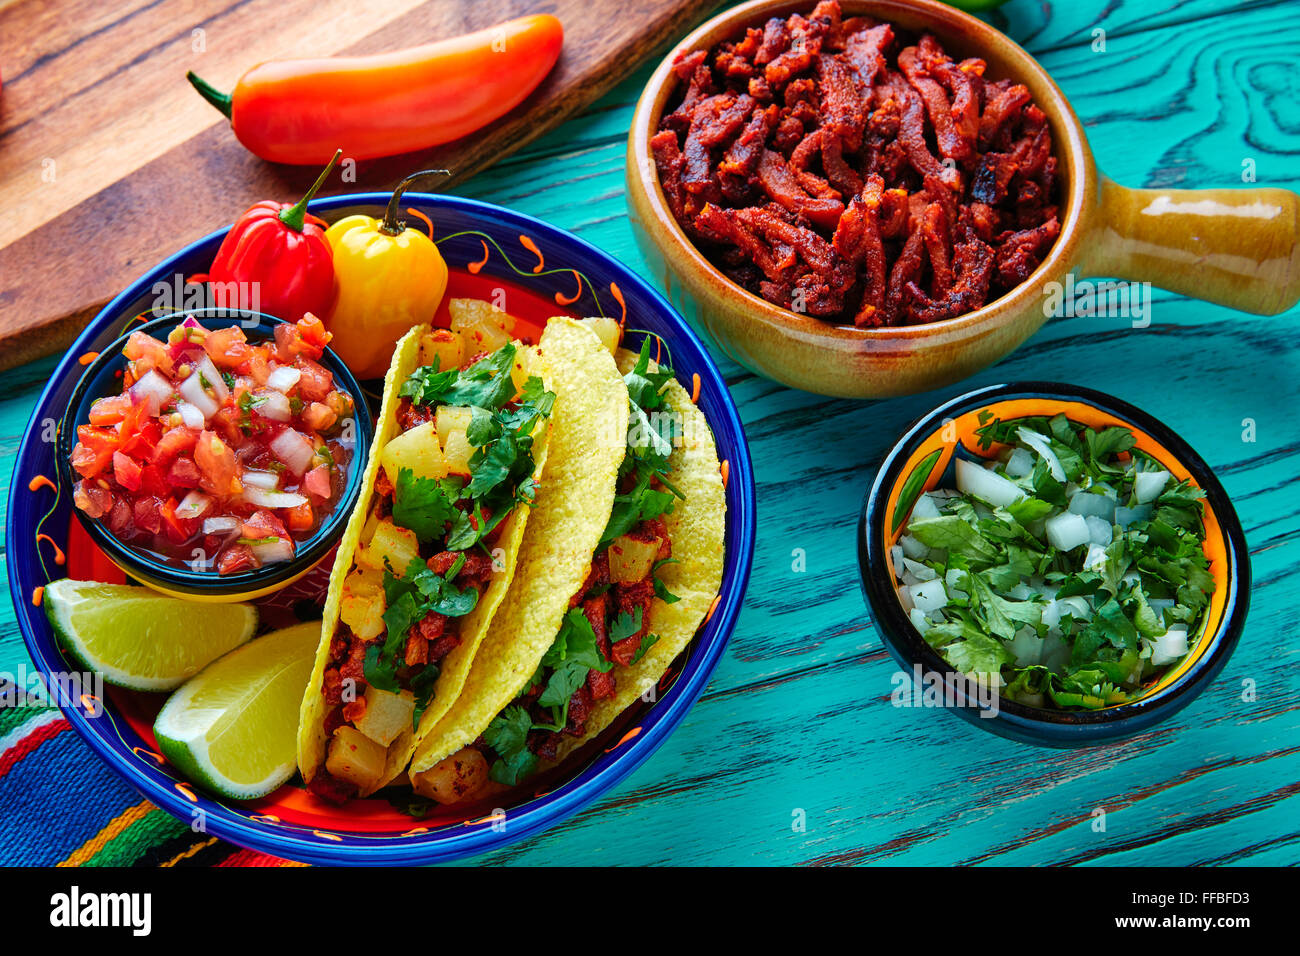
[652,0,1059,326]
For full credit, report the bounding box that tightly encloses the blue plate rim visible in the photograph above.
[6,192,756,865]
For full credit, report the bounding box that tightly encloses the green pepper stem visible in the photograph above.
[381,169,452,236]
[186,72,233,119]
[279,149,342,232]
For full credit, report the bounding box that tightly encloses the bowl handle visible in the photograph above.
[1082,176,1300,315]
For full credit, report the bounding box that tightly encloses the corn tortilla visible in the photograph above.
[297,324,550,795]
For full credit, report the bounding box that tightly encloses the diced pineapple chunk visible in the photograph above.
[578,316,621,355]
[357,520,421,575]
[608,534,662,583]
[381,421,446,482]
[325,726,387,792]
[353,687,416,746]
[340,568,386,640]
[450,299,511,354]
[419,328,464,372]
[436,406,476,476]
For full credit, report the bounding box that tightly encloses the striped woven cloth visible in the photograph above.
[0,682,304,867]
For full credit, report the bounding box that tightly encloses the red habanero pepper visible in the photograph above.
[206,149,340,322]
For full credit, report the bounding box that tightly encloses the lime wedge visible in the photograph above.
[154,621,321,800]
[44,579,258,691]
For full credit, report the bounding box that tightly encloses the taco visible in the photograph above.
[297,317,567,801]
[406,316,726,804]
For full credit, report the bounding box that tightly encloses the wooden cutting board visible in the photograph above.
[0,0,718,371]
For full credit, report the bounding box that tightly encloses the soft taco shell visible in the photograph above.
[297,324,550,795]
[409,317,629,774]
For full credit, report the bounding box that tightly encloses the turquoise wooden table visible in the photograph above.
[3,0,1298,865]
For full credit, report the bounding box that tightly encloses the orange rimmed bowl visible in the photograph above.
[626,0,1300,398]
[858,382,1250,746]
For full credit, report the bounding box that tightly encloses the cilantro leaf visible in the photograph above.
[391,468,460,541]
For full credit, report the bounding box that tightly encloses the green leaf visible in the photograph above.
[906,515,999,563]
[391,468,460,541]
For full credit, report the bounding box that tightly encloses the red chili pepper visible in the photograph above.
[207,149,340,321]
[186,14,563,165]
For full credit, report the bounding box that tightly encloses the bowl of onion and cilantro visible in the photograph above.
[58,310,372,602]
[859,382,1249,746]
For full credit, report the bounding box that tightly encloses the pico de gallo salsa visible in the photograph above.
[70,314,357,575]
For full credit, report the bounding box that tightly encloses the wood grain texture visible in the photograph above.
[2,0,1298,866]
[0,0,721,370]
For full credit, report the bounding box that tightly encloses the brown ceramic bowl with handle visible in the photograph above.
[626,0,1300,398]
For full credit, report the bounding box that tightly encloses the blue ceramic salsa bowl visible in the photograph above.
[6,193,756,865]
[55,310,373,602]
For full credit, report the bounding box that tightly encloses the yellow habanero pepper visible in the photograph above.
[323,169,450,379]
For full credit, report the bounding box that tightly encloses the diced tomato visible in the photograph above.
[203,326,251,369]
[194,430,238,496]
[166,456,202,489]
[88,394,132,426]
[107,497,132,535]
[216,544,256,575]
[303,402,337,433]
[71,425,121,478]
[296,314,331,354]
[209,406,243,446]
[285,501,315,532]
[122,332,174,377]
[236,349,271,387]
[112,451,143,492]
[294,358,334,403]
[159,497,196,544]
[242,508,288,541]
[150,426,199,466]
[72,481,111,519]
[133,497,163,535]
[303,464,333,500]
[139,464,170,499]
[118,416,162,460]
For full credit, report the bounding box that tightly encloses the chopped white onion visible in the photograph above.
[240,486,308,509]
[176,401,206,430]
[1150,625,1189,666]
[196,355,229,402]
[1009,627,1044,666]
[899,534,930,561]
[908,607,929,633]
[1069,491,1116,521]
[255,388,292,422]
[1004,447,1035,478]
[174,490,211,519]
[269,429,316,476]
[203,517,241,534]
[902,558,937,582]
[1134,470,1170,504]
[1017,427,1066,482]
[911,578,948,613]
[897,584,914,611]
[1086,514,1114,545]
[1083,542,1109,572]
[890,545,904,580]
[177,371,219,419]
[956,457,1025,507]
[241,469,281,490]
[267,365,302,393]
[249,536,295,565]
[1041,600,1062,631]
[1057,596,1093,621]
[910,493,941,520]
[1116,504,1152,528]
[1045,512,1090,551]
[1007,582,1033,600]
[129,370,173,416]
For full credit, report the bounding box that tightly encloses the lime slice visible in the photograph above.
[44,579,258,691]
[154,621,321,800]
